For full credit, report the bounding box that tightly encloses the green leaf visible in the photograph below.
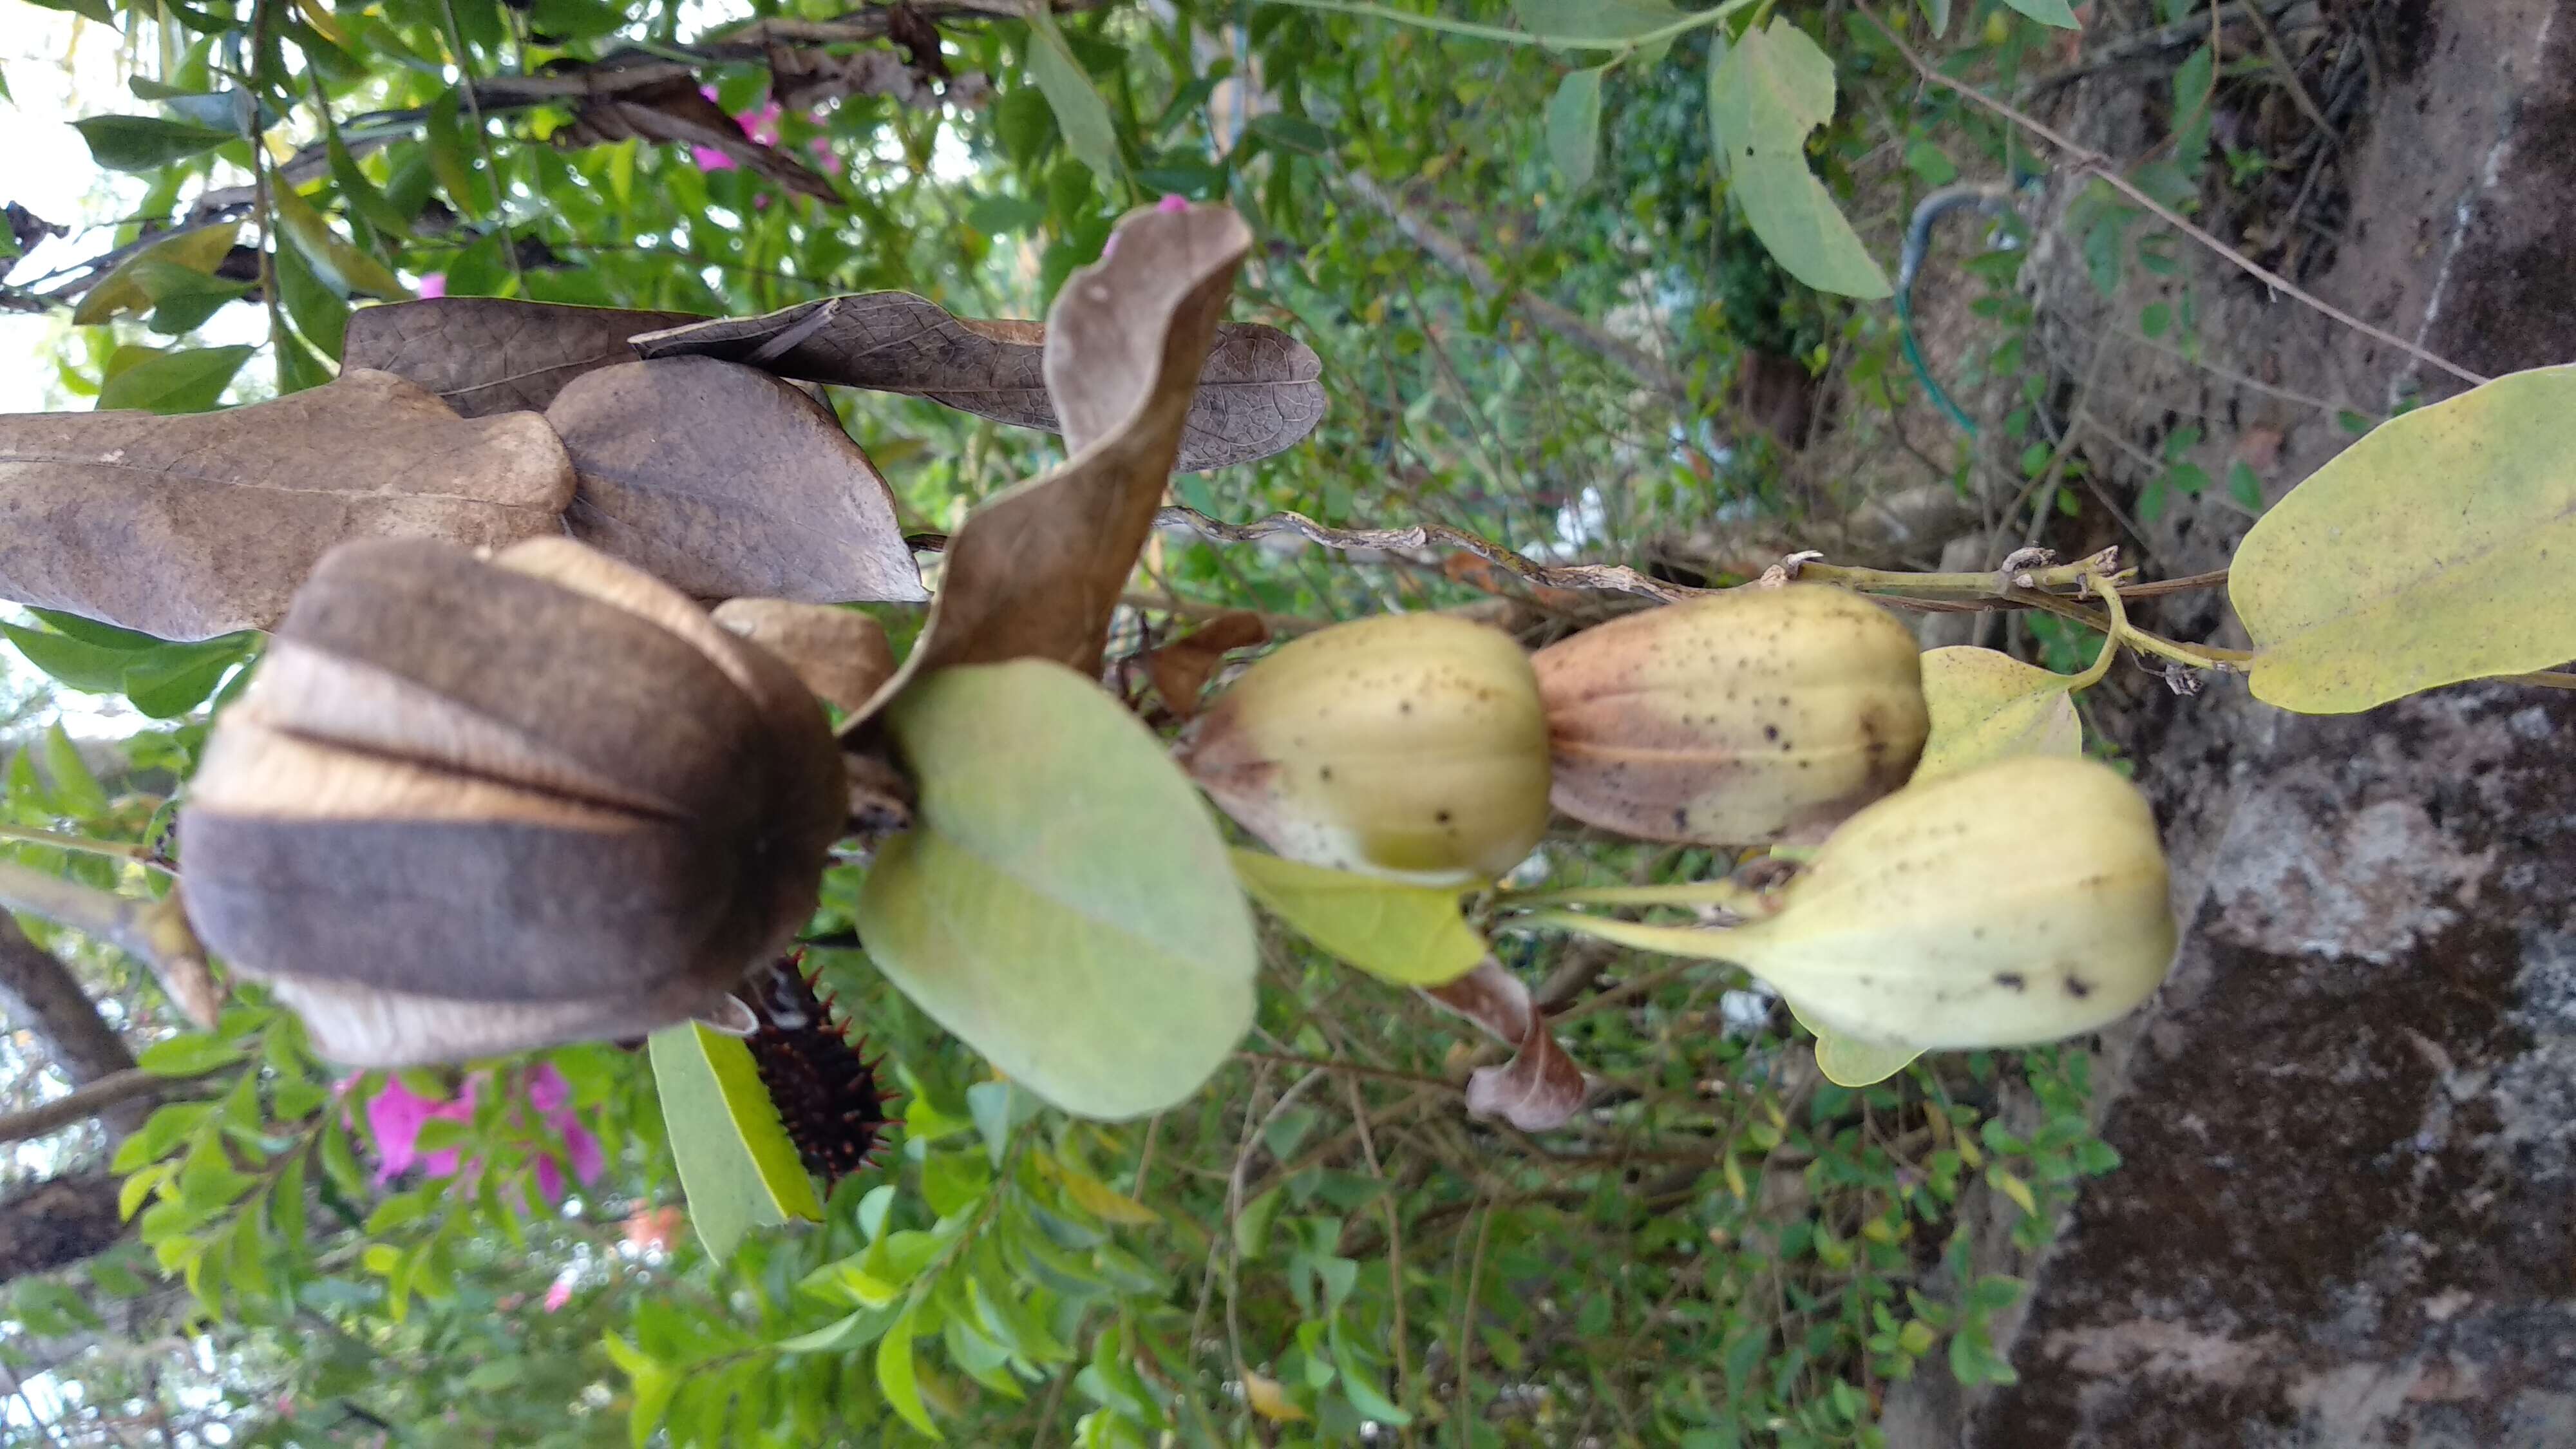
[776,1306,897,1353]
[1024,11,1120,185]
[270,180,410,300]
[876,1304,942,1440]
[1243,112,1335,156]
[137,1035,245,1079]
[122,637,252,718]
[965,1080,1032,1170]
[1229,850,1486,986]
[967,193,1048,236]
[2000,0,2082,28]
[1912,646,2085,783]
[647,1023,824,1263]
[270,227,352,361]
[1327,1317,1412,1426]
[1544,68,1605,193]
[94,345,254,413]
[25,609,162,652]
[39,721,108,818]
[26,0,117,24]
[1917,0,1952,36]
[1709,21,1891,299]
[2229,460,2264,511]
[858,661,1257,1121]
[1,624,130,692]
[603,1335,677,1449]
[1509,0,1681,44]
[72,115,236,173]
[2230,365,2576,712]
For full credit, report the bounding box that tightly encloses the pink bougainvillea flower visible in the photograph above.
[365,1077,441,1184]
[416,273,446,299]
[521,1060,605,1201]
[689,87,784,173]
[1156,193,1191,214]
[524,1061,571,1115]
[624,1206,685,1254]
[808,136,844,176]
[544,1276,574,1313]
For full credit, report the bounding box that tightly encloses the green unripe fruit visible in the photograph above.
[1177,612,1552,886]
[1532,583,1929,846]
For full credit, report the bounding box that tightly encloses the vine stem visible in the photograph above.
[1494,878,1773,915]
[1259,0,1753,51]
[0,862,219,1027]
[1855,3,2486,389]
[0,824,167,867]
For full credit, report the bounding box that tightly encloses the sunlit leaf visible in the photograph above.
[1229,849,1486,986]
[94,345,254,414]
[1913,645,2083,782]
[1707,20,1891,299]
[270,181,411,300]
[73,223,242,326]
[876,1304,941,1440]
[1781,993,1920,1087]
[647,1023,824,1262]
[858,661,1258,1120]
[2231,365,2576,712]
[71,115,235,173]
[1510,0,1680,44]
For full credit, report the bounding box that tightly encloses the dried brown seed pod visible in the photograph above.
[178,537,846,1066]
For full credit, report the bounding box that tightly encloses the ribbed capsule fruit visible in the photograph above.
[1531,583,1929,846]
[1176,612,1551,886]
[1735,754,2174,1049]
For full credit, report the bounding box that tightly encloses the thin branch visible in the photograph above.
[0,1066,226,1148]
[0,864,218,1028]
[1155,505,1705,604]
[1860,5,2487,389]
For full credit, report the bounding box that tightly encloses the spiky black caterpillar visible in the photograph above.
[743,955,895,1183]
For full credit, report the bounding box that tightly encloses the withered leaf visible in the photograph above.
[342,296,703,417]
[1142,611,1268,720]
[1423,958,1586,1132]
[0,369,574,641]
[559,77,838,202]
[867,204,1253,701]
[630,289,1320,473]
[710,597,896,715]
[546,356,926,604]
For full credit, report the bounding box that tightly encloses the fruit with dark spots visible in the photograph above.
[1532,584,1929,846]
[1176,612,1551,886]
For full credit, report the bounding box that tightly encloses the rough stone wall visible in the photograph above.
[1898,2,2576,1444]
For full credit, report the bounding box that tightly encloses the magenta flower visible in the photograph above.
[364,1077,473,1184]
[359,1062,600,1200]
[416,273,446,299]
[543,1276,574,1313]
[689,87,782,173]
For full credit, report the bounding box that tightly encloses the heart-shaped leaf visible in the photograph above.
[342,297,704,417]
[629,292,1318,473]
[648,1022,824,1262]
[1230,849,1486,987]
[858,661,1257,1121]
[1913,645,2084,782]
[545,356,925,603]
[1708,21,1891,299]
[2231,364,2576,712]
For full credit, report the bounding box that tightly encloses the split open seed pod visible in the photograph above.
[178,537,846,1066]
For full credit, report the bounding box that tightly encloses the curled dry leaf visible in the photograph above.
[629,289,1320,473]
[1142,610,1267,719]
[1420,958,1586,1131]
[711,598,896,715]
[343,297,701,417]
[178,536,845,1066]
[0,369,574,640]
[545,356,925,604]
[558,77,838,201]
[858,204,1254,705]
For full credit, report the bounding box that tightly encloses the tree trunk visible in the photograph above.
[0,1170,124,1282]
[0,911,148,1133]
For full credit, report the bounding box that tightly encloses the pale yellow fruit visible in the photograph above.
[1549,755,2175,1052]
[1531,583,1928,846]
[1740,754,2174,1048]
[1176,612,1551,886]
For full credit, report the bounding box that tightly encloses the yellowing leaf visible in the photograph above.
[1781,992,1920,1088]
[647,1023,822,1263]
[859,661,1258,1120]
[74,223,242,325]
[1913,645,2084,782]
[1051,1162,1160,1226]
[2232,365,2576,712]
[1230,849,1487,987]
[1987,1166,2039,1217]
[1244,1370,1309,1422]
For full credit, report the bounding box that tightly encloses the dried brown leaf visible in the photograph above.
[560,77,838,202]
[343,297,702,417]
[864,204,1253,701]
[630,289,1320,472]
[1142,611,1267,719]
[710,598,896,715]
[0,369,574,640]
[545,356,925,604]
[1464,1018,1587,1132]
[1420,957,1534,1045]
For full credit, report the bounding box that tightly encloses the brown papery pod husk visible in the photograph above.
[710,598,896,715]
[0,370,574,640]
[178,536,846,1066]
